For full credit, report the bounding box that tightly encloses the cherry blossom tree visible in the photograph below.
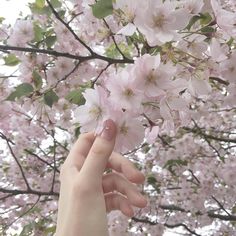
[0,0,236,235]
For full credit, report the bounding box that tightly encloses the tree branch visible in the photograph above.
[0,187,59,197]
[183,126,236,144]
[51,135,57,193]
[45,0,94,55]
[45,0,134,65]
[0,132,31,191]
[24,149,60,173]
[3,196,41,232]
[132,217,202,236]
[0,45,134,64]
[159,204,236,221]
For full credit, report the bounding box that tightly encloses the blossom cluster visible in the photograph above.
[0,0,236,235]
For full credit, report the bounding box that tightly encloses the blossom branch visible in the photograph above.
[51,135,57,193]
[0,44,134,64]
[0,132,31,191]
[45,0,94,55]
[0,193,15,201]
[102,18,128,59]
[3,196,41,232]
[209,77,229,86]
[211,196,231,216]
[53,60,81,89]
[24,149,60,173]
[132,217,201,236]
[183,126,236,144]
[0,187,59,197]
[91,62,112,87]
[45,0,134,65]
[159,204,236,221]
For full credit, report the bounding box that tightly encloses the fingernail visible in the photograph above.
[101,119,116,141]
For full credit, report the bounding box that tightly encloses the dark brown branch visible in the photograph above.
[211,196,231,216]
[51,136,57,193]
[209,77,229,86]
[45,0,93,55]
[0,133,31,191]
[188,169,201,185]
[132,217,201,236]
[0,44,134,65]
[159,204,236,221]
[207,213,236,221]
[45,0,134,65]
[159,204,186,212]
[53,60,81,89]
[183,126,236,144]
[0,44,80,59]
[0,75,18,79]
[24,149,60,173]
[0,187,59,197]
[0,193,14,201]
[91,62,112,87]
[165,223,201,236]
[102,18,127,59]
[4,196,41,232]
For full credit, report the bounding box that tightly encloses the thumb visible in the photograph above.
[80,119,117,179]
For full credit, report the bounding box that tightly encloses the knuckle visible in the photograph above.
[90,145,105,157]
[80,132,93,143]
[72,180,93,196]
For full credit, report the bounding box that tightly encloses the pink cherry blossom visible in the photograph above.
[219,51,236,83]
[7,19,34,46]
[134,0,191,45]
[106,68,144,112]
[74,85,109,133]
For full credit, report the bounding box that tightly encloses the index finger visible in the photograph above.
[80,119,117,180]
[65,132,96,169]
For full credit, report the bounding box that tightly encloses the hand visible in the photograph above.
[55,119,147,236]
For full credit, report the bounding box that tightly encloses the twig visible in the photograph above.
[45,0,93,55]
[24,149,60,173]
[0,133,31,191]
[0,187,59,197]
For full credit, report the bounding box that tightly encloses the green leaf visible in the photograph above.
[91,0,113,19]
[34,23,44,42]
[147,176,157,185]
[45,35,57,48]
[65,89,86,105]
[6,83,34,101]
[29,3,51,15]
[32,70,43,90]
[0,17,5,24]
[147,174,161,193]
[45,226,56,234]
[232,205,236,214]
[227,37,234,47]
[201,26,215,33]
[74,126,81,138]
[43,89,59,107]
[164,159,188,169]
[163,159,188,175]
[35,0,45,8]
[4,54,20,66]
[200,12,212,25]
[19,223,34,236]
[50,0,62,8]
[185,15,201,30]
[105,42,132,59]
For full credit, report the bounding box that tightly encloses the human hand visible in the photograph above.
[55,119,147,236]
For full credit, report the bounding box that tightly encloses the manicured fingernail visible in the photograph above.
[101,119,116,141]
